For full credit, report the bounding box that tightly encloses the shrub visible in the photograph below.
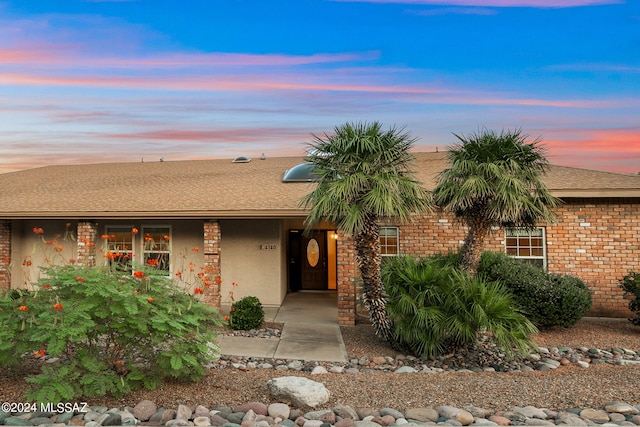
[619,271,640,326]
[478,251,592,328]
[0,265,222,403]
[383,256,537,358]
[229,296,264,330]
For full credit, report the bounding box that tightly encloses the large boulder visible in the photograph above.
[267,376,330,408]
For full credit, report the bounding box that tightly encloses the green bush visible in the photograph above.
[229,296,264,330]
[0,265,222,403]
[619,271,640,326]
[382,256,537,358]
[478,251,592,328]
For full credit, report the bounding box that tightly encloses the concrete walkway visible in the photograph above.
[215,291,348,363]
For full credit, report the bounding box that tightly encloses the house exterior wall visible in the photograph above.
[365,199,639,321]
[0,220,10,292]
[219,219,285,307]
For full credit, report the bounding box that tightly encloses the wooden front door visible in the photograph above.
[288,230,328,291]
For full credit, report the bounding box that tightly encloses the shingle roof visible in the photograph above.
[0,152,638,219]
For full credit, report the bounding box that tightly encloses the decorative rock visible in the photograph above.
[335,419,356,427]
[438,406,474,426]
[242,409,258,423]
[579,408,609,423]
[555,412,587,426]
[333,404,359,421]
[354,422,384,427]
[235,402,269,416]
[176,404,193,421]
[302,420,323,427]
[133,401,158,422]
[512,406,548,419]
[380,408,403,420]
[195,416,213,426]
[608,413,627,422]
[267,377,330,408]
[311,366,329,375]
[524,418,555,425]
[604,401,639,415]
[160,409,177,425]
[394,366,417,373]
[268,403,291,420]
[404,408,439,423]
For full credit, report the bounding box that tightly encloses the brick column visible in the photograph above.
[337,234,357,325]
[77,221,98,267]
[203,220,221,307]
[0,221,11,291]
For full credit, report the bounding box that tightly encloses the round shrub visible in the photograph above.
[229,296,264,330]
[478,251,592,328]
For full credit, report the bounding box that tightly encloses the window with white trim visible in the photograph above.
[505,227,546,268]
[380,227,399,257]
[104,226,135,272]
[142,226,171,275]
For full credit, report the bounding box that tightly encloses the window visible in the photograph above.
[505,227,546,268]
[380,227,399,256]
[104,226,135,272]
[142,226,171,275]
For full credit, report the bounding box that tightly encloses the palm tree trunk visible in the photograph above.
[353,222,394,343]
[459,218,491,276]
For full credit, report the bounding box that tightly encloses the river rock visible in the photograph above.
[268,403,290,420]
[404,408,439,422]
[604,401,639,415]
[438,406,474,426]
[267,377,330,408]
[133,400,157,422]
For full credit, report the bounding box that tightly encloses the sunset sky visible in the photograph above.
[0,0,638,174]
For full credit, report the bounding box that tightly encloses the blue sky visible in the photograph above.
[0,0,638,173]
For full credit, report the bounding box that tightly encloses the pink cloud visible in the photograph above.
[544,128,640,173]
[106,127,310,143]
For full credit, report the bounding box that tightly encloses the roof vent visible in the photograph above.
[232,156,251,163]
[282,162,319,182]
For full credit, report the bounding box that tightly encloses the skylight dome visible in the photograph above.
[232,156,251,163]
[282,162,318,182]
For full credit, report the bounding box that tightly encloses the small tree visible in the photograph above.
[432,129,559,275]
[301,121,432,342]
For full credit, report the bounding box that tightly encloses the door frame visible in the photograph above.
[287,229,337,292]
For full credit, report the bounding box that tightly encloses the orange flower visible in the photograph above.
[18,305,28,312]
[224,315,230,322]
[175,270,182,278]
[69,258,77,264]
[32,227,44,235]
[147,258,159,266]
[133,271,145,279]
[194,287,204,295]
[45,239,57,245]
[232,281,239,287]
[53,302,63,311]
[131,227,139,234]
[22,258,32,267]
[75,276,86,283]
[163,234,170,240]
[53,245,64,252]
[39,348,45,358]
[101,234,110,240]
[147,297,154,303]
[192,247,200,252]
[2,257,9,262]
[215,277,223,285]
[203,280,212,288]
[230,306,236,312]
[42,283,51,289]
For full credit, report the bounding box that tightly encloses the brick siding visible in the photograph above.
[77,221,98,267]
[203,220,222,307]
[0,220,10,291]
[338,199,639,323]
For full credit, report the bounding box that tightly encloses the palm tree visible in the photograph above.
[432,128,560,275]
[301,121,432,343]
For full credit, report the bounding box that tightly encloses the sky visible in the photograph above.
[0,0,639,175]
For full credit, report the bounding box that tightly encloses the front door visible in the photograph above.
[288,230,328,291]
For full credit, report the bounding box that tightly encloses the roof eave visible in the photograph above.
[553,189,640,198]
[0,209,310,220]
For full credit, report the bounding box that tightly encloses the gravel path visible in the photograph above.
[1,318,639,412]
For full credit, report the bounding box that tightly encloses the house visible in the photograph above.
[0,152,639,325]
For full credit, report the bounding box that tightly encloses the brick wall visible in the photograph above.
[337,199,639,320]
[203,220,222,307]
[336,234,357,325]
[77,221,98,267]
[0,220,10,292]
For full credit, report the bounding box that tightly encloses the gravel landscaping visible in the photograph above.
[1,317,640,426]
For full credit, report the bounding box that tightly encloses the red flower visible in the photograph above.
[192,247,200,252]
[131,227,139,234]
[39,348,45,358]
[75,276,86,283]
[215,277,223,285]
[146,259,159,266]
[203,280,212,288]
[18,305,28,312]
[53,302,63,311]
[175,270,182,278]
[32,227,44,235]
[2,257,9,263]
[53,245,63,252]
[147,297,154,303]
[133,271,145,279]
[42,283,51,289]
[224,315,230,322]
[194,287,204,295]
[101,234,110,240]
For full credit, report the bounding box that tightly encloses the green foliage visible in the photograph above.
[478,251,592,328]
[619,271,640,326]
[382,256,537,358]
[0,265,222,403]
[229,296,264,330]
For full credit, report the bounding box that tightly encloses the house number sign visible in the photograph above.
[307,238,320,267]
